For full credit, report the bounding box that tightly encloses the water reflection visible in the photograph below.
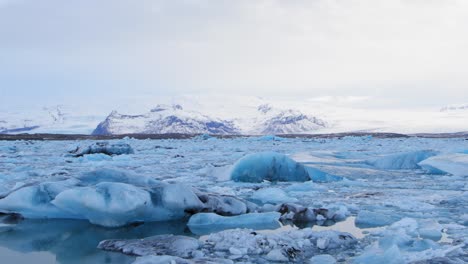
[0,218,192,264]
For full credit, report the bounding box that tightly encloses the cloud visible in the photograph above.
[0,0,467,108]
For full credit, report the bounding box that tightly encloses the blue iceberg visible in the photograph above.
[230,152,310,183]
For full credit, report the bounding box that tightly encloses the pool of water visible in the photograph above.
[0,218,193,264]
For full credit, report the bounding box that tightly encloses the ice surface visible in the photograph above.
[98,234,200,258]
[187,212,281,235]
[309,254,336,264]
[306,167,343,182]
[132,255,234,264]
[419,153,468,176]
[367,150,437,170]
[251,188,298,204]
[355,210,401,228]
[77,168,160,187]
[231,152,310,182]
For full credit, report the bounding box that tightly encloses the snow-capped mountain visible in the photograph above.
[440,104,468,112]
[4,96,468,135]
[92,104,240,135]
[253,104,326,134]
[92,103,326,135]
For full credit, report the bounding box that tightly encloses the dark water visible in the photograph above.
[0,218,193,264]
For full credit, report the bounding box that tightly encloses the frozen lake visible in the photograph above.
[0,135,466,263]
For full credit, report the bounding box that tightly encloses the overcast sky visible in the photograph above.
[1,0,467,110]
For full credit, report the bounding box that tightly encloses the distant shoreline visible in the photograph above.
[1,132,467,141]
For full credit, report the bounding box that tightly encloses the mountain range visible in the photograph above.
[2,99,468,135]
[92,104,326,135]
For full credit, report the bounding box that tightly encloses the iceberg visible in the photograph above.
[230,152,310,183]
[0,169,253,227]
[187,212,281,235]
[52,182,155,227]
[419,153,468,176]
[69,142,134,157]
[367,150,437,170]
[0,179,81,219]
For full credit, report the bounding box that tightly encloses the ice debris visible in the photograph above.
[276,203,350,223]
[100,228,357,263]
[231,152,310,182]
[354,218,466,263]
[98,234,199,258]
[69,142,134,157]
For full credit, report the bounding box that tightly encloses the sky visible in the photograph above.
[1,0,467,110]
